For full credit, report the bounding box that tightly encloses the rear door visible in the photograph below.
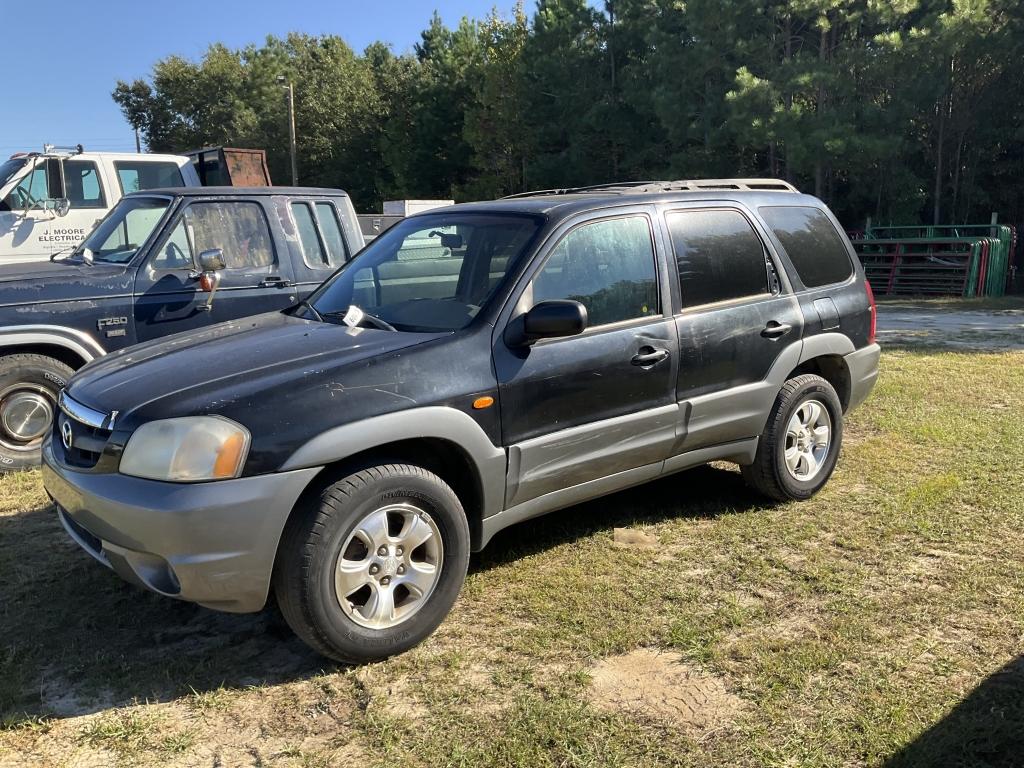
[494,208,679,507]
[664,203,803,451]
[133,198,298,342]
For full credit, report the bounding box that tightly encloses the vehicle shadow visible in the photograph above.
[0,464,759,723]
[883,654,1024,767]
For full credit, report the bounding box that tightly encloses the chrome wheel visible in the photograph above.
[0,385,55,451]
[334,502,443,630]
[784,399,831,481]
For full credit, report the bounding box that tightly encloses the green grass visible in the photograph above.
[1,347,1022,766]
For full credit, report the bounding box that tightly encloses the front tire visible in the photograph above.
[273,463,470,663]
[0,354,72,471]
[742,374,843,501]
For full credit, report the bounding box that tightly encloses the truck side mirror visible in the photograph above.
[192,248,226,311]
[198,248,226,272]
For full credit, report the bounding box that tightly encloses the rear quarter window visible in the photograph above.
[758,206,853,288]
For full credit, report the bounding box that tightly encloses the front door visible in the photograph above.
[495,211,679,508]
[134,199,298,343]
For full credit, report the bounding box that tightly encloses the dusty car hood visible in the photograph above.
[67,311,448,425]
[0,259,133,306]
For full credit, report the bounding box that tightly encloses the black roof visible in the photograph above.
[126,186,349,198]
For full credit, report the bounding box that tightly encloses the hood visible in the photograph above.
[67,311,449,426]
[0,259,133,307]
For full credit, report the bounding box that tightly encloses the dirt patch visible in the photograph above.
[612,527,660,550]
[588,649,743,733]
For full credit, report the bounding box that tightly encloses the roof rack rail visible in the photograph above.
[503,178,799,199]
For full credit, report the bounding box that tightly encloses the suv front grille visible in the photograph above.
[56,392,114,470]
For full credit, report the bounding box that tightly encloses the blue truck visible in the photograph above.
[0,186,363,469]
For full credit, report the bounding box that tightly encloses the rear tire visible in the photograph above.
[742,374,843,501]
[273,463,470,664]
[0,354,72,471]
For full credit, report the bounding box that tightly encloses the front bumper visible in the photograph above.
[844,343,881,411]
[42,439,322,613]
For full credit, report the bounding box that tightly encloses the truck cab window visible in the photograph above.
[2,165,48,210]
[64,160,106,209]
[115,161,185,194]
[184,202,274,269]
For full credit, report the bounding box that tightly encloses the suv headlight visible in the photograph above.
[119,416,250,482]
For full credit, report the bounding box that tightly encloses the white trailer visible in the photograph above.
[0,145,201,264]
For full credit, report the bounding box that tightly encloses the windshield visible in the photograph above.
[76,196,171,263]
[0,158,26,189]
[307,213,541,332]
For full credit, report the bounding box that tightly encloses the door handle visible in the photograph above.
[259,275,292,288]
[761,321,793,339]
[631,347,670,367]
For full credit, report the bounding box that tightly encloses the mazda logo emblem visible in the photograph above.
[61,419,73,451]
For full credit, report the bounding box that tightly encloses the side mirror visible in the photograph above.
[507,300,588,347]
[192,248,226,310]
[198,248,226,272]
[52,198,70,217]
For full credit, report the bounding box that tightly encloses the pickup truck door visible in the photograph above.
[133,198,298,343]
[0,158,108,264]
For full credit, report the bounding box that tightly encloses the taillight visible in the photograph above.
[864,279,877,345]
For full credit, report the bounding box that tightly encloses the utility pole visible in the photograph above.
[134,128,141,154]
[278,76,298,186]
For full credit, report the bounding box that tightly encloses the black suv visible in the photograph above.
[43,179,880,663]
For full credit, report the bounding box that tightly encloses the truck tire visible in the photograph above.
[0,354,73,471]
[273,463,470,663]
[742,374,844,502]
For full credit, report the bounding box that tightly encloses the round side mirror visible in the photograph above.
[54,198,71,218]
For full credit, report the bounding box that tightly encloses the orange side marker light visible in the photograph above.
[473,396,494,410]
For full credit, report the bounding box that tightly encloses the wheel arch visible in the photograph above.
[278,407,507,552]
[0,326,104,369]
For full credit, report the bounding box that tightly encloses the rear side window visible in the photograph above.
[531,216,659,327]
[667,209,769,308]
[292,202,327,266]
[759,206,853,288]
[64,160,106,209]
[115,161,185,194]
[315,202,348,265]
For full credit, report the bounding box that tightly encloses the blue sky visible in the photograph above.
[0,0,520,156]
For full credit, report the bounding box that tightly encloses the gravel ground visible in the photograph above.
[876,303,1024,349]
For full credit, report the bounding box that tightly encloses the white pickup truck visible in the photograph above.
[0,146,200,264]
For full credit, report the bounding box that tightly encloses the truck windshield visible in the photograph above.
[307,213,542,332]
[0,158,26,190]
[75,196,171,263]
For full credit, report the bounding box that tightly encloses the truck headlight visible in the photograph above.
[119,416,250,482]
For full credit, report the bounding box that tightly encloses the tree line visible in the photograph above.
[113,0,1024,227]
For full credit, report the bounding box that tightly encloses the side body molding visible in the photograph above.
[0,324,105,363]
[279,406,508,522]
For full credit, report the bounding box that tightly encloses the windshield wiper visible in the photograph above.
[323,305,399,332]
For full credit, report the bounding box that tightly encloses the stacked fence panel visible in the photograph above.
[851,224,1015,298]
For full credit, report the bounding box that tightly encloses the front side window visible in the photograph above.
[115,161,185,194]
[182,201,274,269]
[64,160,105,209]
[759,206,854,288]
[667,209,770,309]
[309,213,540,332]
[531,216,659,327]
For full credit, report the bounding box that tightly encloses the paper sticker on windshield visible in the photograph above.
[342,305,364,328]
